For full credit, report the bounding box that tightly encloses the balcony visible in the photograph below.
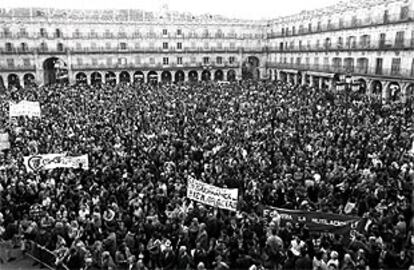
[267,62,413,79]
[268,11,414,39]
[71,61,240,71]
[266,41,414,53]
[0,65,36,72]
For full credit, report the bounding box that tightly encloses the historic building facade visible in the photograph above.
[0,8,267,88]
[266,0,414,102]
[0,0,413,101]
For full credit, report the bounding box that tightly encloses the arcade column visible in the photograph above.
[19,74,25,88]
[301,73,306,86]
[309,75,315,87]
[319,78,323,90]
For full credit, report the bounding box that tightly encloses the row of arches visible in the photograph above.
[0,73,36,89]
[74,69,237,84]
[276,70,414,103]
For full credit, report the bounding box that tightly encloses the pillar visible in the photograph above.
[294,74,299,85]
[86,73,91,85]
[19,74,24,88]
[184,71,188,82]
[310,75,315,87]
[382,81,388,102]
[327,79,333,91]
[4,77,8,89]
[114,72,119,85]
[319,77,323,90]
[301,73,306,86]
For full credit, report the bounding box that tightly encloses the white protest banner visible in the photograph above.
[0,133,10,150]
[9,101,41,118]
[24,154,89,172]
[186,177,238,211]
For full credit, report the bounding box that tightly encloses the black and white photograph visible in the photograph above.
[0,0,413,269]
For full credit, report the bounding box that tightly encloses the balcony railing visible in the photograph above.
[71,61,240,71]
[0,65,36,71]
[268,11,414,39]
[266,41,414,53]
[267,62,414,79]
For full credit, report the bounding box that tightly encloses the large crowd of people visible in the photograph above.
[0,80,413,270]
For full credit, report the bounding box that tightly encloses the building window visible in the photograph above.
[107,58,112,66]
[191,56,196,63]
[19,28,27,37]
[308,23,312,32]
[7,59,14,67]
[5,42,13,52]
[411,59,414,77]
[281,28,285,36]
[163,29,168,35]
[92,58,98,66]
[379,33,386,48]
[229,57,235,64]
[120,42,127,50]
[337,37,343,48]
[400,6,409,20]
[105,43,111,50]
[391,58,401,75]
[204,42,209,49]
[177,42,182,50]
[296,57,301,65]
[55,29,62,38]
[77,58,83,66]
[317,21,321,31]
[74,29,81,38]
[40,28,47,38]
[150,57,155,64]
[57,43,64,51]
[411,31,414,47]
[40,42,48,51]
[91,42,97,50]
[375,58,383,75]
[203,57,210,65]
[314,57,319,67]
[383,10,389,23]
[316,40,320,49]
[23,58,31,67]
[3,28,11,38]
[292,26,296,35]
[395,31,405,48]
[351,16,358,27]
[230,42,236,49]
[177,57,183,65]
[134,43,140,49]
[217,42,222,49]
[149,42,155,49]
[163,57,169,65]
[216,57,222,64]
[163,42,168,49]
[20,43,28,52]
[105,29,111,38]
[135,56,141,65]
[339,18,344,28]
[118,58,127,65]
[177,29,182,36]
[203,29,209,38]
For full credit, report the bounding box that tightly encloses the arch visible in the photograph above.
[356,78,367,94]
[133,71,145,83]
[201,70,211,81]
[188,70,198,82]
[161,71,172,83]
[75,72,87,84]
[119,71,131,83]
[43,57,68,85]
[91,72,102,85]
[242,56,260,80]
[174,70,185,83]
[147,71,158,84]
[371,80,382,96]
[405,84,414,103]
[227,70,236,81]
[7,74,20,89]
[105,71,116,85]
[23,73,35,87]
[214,69,224,81]
[0,76,4,90]
[280,71,288,83]
[386,82,401,102]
